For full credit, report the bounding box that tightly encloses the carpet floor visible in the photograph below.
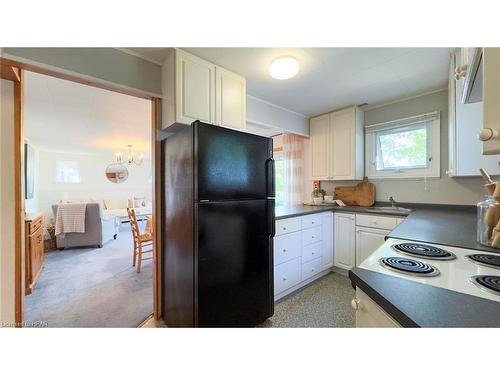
[24,225,153,328]
[259,272,355,328]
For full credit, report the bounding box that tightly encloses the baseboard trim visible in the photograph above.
[274,268,332,302]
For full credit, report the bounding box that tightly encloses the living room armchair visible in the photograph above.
[52,203,119,249]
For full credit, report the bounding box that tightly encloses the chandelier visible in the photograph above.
[116,145,144,166]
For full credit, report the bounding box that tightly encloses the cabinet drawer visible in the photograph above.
[301,213,323,229]
[274,257,301,295]
[275,217,301,236]
[274,231,302,266]
[301,241,322,263]
[356,214,398,230]
[301,257,323,281]
[302,226,322,246]
[28,216,43,235]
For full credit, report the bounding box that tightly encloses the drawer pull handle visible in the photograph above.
[311,221,315,224]
[283,227,287,230]
[351,299,360,311]
[311,235,315,239]
[312,251,315,255]
[282,248,287,252]
[282,276,287,281]
[311,268,315,272]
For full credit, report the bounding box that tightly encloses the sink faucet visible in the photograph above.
[389,196,397,208]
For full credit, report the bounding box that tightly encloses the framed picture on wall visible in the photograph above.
[25,143,35,199]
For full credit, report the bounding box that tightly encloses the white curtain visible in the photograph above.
[282,133,304,206]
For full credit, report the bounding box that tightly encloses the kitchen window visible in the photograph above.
[365,111,440,179]
[274,152,285,206]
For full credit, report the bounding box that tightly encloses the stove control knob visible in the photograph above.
[351,298,360,311]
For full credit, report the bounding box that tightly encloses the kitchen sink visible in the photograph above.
[365,206,413,213]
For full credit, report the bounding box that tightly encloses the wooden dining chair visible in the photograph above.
[127,208,153,273]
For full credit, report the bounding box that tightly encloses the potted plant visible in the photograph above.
[311,187,326,204]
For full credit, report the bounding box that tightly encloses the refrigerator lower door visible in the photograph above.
[197,199,274,327]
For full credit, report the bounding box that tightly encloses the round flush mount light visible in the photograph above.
[269,57,299,80]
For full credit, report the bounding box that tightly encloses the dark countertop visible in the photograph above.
[349,268,500,327]
[276,202,495,253]
[275,203,409,220]
[386,204,497,252]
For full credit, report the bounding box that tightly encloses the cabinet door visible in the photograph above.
[355,227,388,267]
[333,213,355,270]
[330,108,355,179]
[310,114,330,180]
[215,67,246,131]
[176,49,215,125]
[322,212,334,270]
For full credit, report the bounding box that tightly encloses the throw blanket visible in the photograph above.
[55,203,87,236]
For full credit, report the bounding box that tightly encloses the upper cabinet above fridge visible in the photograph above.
[161,49,246,132]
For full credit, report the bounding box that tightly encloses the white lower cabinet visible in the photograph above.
[353,287,400,328]
[333,213,356,270]
[334,213,407,270]
[274,258,301,295]
[274,211,333,300]
[355,227,389,266]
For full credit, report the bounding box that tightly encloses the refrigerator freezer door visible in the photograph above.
[197,199,274,327]
[195,122,273,201]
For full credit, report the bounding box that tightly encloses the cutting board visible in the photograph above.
[334,177,375,207]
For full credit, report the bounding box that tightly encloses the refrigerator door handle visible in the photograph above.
[265,158,275,198]
[267,199,276,238]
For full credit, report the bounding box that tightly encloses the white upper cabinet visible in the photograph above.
[310,114,330,180]
[176,50,215,125]
[161,49,246,130]
[309,106,364,181]
[215,66,246,131]
[448,50,499,176]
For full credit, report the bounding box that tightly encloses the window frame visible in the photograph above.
[55,161,81,184]
[274,151,285,207]
[365,112,440,179]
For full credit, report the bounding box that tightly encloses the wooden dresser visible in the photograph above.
[25,213,44,295]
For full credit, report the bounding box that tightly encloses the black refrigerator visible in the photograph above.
[161,121,275,327]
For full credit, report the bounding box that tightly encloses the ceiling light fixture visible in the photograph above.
[116,145,144,166]
[269,57,300,80]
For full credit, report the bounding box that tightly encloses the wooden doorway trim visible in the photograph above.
[1,59,24,326]
[2,56,162,325]
[151,97,162,319]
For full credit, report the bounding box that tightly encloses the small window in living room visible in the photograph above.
[56,161,81,183]
[366,111,440,179]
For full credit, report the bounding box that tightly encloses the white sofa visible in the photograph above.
[103,198,152,223]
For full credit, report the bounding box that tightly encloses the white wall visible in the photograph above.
[320,90,485,205]
[34,150,152,220]
[0,79,16,325]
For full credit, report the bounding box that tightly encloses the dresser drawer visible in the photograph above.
[274,231,301,266]
[274,257,301,295]
[301,241,322,263]
[301,257,323,281]
[27,216,43,235]
[275,217,301,236]
[302,226,322,246]
[356,214,399,230]
[301,213,323,230]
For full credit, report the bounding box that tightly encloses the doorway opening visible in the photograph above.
[1,57,161,327]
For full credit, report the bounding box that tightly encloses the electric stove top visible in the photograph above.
[359,238,500,302]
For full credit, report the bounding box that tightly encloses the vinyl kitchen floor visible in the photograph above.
[259,272,355,328]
